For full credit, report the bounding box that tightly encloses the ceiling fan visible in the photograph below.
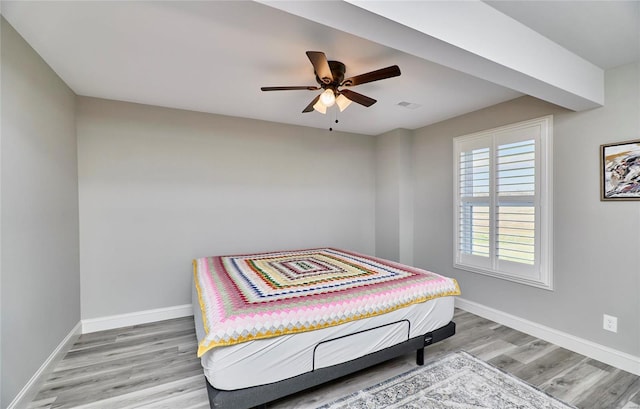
[261,51,401,114]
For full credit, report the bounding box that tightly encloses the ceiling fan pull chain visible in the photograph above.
[330,108,340,131]
[329,108,333,131]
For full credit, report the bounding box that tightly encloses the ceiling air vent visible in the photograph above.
[397,101,422,109]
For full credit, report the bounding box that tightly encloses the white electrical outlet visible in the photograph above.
[603,314,618,333]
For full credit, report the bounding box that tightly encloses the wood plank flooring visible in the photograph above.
[28,309,640,409]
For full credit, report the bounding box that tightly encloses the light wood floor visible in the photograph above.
[28,309,640,409]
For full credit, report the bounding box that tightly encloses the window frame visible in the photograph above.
[453,116,553,290]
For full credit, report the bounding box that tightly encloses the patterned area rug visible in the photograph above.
[318,351,576,408]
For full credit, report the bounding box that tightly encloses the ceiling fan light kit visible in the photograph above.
[312,98,327,114]
[260,51,401,116]
[319,89,336,107]
[335,94,352,112]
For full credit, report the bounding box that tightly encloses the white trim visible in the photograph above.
[7,321,82,409]
[455,297,640,376]
[9,305,194,408]
[81,304,193,334]
[453,263,553,290]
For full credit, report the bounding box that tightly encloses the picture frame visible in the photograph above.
[600,139,640,201]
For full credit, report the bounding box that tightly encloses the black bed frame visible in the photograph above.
[205,320,456,409]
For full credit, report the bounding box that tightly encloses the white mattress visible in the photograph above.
[193,284,454,391]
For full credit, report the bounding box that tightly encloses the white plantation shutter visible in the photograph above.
[496,139,535,266]
[457,145,492,269]
[454,117,553,289]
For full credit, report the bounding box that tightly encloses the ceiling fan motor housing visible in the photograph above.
[316,61,346,89]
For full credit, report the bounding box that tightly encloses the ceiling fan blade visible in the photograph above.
[261,86,320,91]
[302,95,321,113]
[341,65,401,87]
[340,89,377,107]
[306,51,333,84]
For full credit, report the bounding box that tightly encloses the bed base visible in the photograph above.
[205,320,456,409]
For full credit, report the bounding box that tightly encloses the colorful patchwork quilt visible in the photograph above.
[193,248,460,356]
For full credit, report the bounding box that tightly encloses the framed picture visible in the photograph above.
[600,139,640,200]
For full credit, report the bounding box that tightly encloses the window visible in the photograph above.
[453,116,553,289]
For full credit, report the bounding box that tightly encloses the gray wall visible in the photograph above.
[76,97,376,319]
[411,63,640,356]
[1,17,80,407]
[375,128,413,265]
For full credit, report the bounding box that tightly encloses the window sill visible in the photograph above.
[454,262,554,290]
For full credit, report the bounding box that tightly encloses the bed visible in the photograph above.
[193,248,460,409]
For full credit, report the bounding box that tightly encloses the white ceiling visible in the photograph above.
[2,1,638,135]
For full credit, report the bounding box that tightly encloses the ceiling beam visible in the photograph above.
[259,0,604,111]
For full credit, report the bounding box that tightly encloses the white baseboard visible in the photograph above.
[8,305,194,408]
[7,321,82,409]
[455,297,640,376]
[81,304,193,334]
